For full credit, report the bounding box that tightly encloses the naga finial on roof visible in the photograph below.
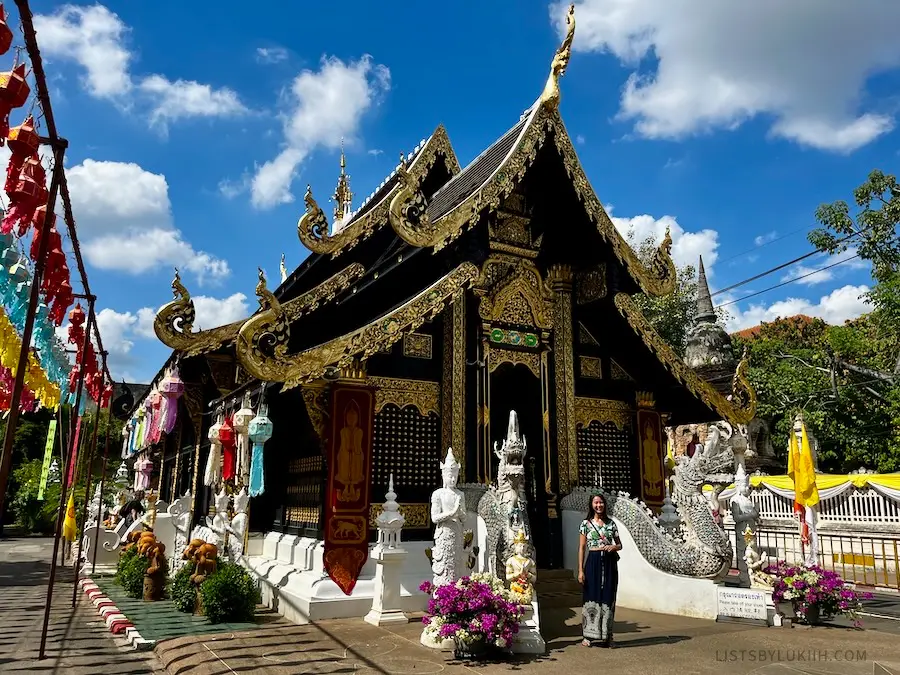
[540,3,576,107]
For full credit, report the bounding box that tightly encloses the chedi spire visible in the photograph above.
[332,139,353,223]
[684,256,735,388]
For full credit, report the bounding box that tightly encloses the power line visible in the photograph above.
[717,225,811,265]
[710,228,867,298]
[716,254,861,309]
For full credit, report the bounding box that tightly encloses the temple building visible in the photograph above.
[144,6,756,609]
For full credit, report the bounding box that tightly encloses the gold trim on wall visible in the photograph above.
[235,263,479,390]
[574,397,633,431]
[549,264,577,492]
[368,502,430,529]
[402,332,433,359]
[442,297,466,478]
[369,376,440,417]
[579,355,602,379]
[488,347,542,379]
[301,383,330,445]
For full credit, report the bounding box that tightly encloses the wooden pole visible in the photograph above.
[91,384,113,575]
[0,140,67,528]
[38,305,94,660]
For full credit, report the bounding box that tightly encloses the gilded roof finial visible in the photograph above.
[280,253,287,282]
[540,3,576,107]
[332,138,353,223]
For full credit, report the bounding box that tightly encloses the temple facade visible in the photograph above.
[146,11,757,603]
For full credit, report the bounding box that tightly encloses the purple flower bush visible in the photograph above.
[765,560,872,626]
[420,574,525,649]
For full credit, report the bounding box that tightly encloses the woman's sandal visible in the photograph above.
[581,639,591,647]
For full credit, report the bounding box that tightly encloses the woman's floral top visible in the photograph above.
[580,519,618,551]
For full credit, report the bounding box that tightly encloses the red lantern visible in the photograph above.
[0,64,30,141]
[32,217,60,260]
[2,156,47,235]
[68,363,80,394]
[50,276,73,326]
[0,5,12,56]
[101,382,113,409]
[5,116,39,201]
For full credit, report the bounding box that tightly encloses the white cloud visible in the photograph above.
[367,148,384,156]
[556,0,900,152]
[610,211,719,273]
[779,247,868,286]
[256,47,288,64]
[95,308,139,377]
[35,5,246,129]
[249,55,390,209]
[576,134,586,145]
[67,159,229,284]
[724,284,872,332]
[754,231,778,246]
[191,293,250,330]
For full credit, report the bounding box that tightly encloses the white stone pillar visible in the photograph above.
[365,475,409,626]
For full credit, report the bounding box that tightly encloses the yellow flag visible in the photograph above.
[62,492,77,541]
[788,421,819,508]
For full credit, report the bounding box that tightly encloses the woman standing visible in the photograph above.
[577,492,622,647]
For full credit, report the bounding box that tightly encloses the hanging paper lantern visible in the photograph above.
[0,5,13,56]
[49,274,72,326]
[232,395,254,487]
[146,388,162,443]
[220,414,236,482]
[101,381,113,409]
[248,404,273,497]
[0,63,30,141]
[159,368,183,434]
[6,116,39,200]
[3,156,47,236]
[204,412,223,486]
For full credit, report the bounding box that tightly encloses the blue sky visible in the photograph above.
[16,0,899,382]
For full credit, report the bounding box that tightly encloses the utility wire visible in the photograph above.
[711,228,866,298]
[716,254,861,309]
[717,225,811,265]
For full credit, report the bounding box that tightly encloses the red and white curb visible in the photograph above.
[78,577,155,651]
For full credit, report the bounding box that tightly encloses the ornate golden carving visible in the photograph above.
[387,103,676,297]
[154,264,364,356]
[574,397,632,431]
[301,383,330,445]
[285,506,320,526]
[488,347,541,379]
[298,125,458,257]
[576,264,607,304]
[549,264,577,492]
[402,332,433,359]
[236,263,479,390]
[477,256,553,330]
[580,356,602,379]
[614,292,757,424]
[610,358,634,381]
[635,391,655,408]
[369,503,430,529]
[578,322,600,347]
[539,3,575,107]
[369,377,440,417]
[442,297,466,478]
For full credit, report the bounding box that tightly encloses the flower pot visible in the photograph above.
[775,601,795,619]
[142,572,165,601]
[453,638,489,661]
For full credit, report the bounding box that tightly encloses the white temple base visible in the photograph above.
[242,532,430,626]
[562,509,720,620]
[512,601,545,654]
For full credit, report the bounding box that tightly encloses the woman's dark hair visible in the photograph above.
[585,492,610,523]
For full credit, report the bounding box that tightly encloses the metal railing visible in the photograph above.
[726,487,900,526]
[731,527,900,591]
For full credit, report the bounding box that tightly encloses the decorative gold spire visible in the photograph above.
[332,138,353,223]
[540,3,576,107]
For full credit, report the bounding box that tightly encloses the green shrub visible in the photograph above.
[171,562,197,613]
[115,546,149,599]
[199,562,259,624]
[10,459,60,534]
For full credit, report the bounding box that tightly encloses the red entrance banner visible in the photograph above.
[324,385,374,595]
[637,409,665,507]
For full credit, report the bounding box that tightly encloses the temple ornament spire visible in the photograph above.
[684,255,736,385]
[539,3,575,107]
[332,139,353,223]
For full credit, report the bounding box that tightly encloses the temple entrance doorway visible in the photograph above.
[489,362,553,568]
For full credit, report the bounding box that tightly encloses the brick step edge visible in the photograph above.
[78,577,156,651]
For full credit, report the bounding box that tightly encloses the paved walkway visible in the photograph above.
[0,536,164,674]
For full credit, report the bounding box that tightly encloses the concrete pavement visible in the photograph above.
[0,536,164,674]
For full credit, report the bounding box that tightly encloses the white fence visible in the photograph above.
[727,487,900,527]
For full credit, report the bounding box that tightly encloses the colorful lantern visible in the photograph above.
[204,411,223,487]
[159,368,183,435]
[0,5,14,56]
[0,63,30,141]
[232,395,255,487]
[219,414,236,482]
[3,156,47,236]
[248,404,273,497]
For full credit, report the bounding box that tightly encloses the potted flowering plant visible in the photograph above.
[765,560,871,626]
[420,573,525,660]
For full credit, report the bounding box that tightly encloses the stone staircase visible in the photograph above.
[535,568,582,609]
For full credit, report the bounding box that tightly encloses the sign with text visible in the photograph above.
[717,587,768,621]
[37,420,57,500]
